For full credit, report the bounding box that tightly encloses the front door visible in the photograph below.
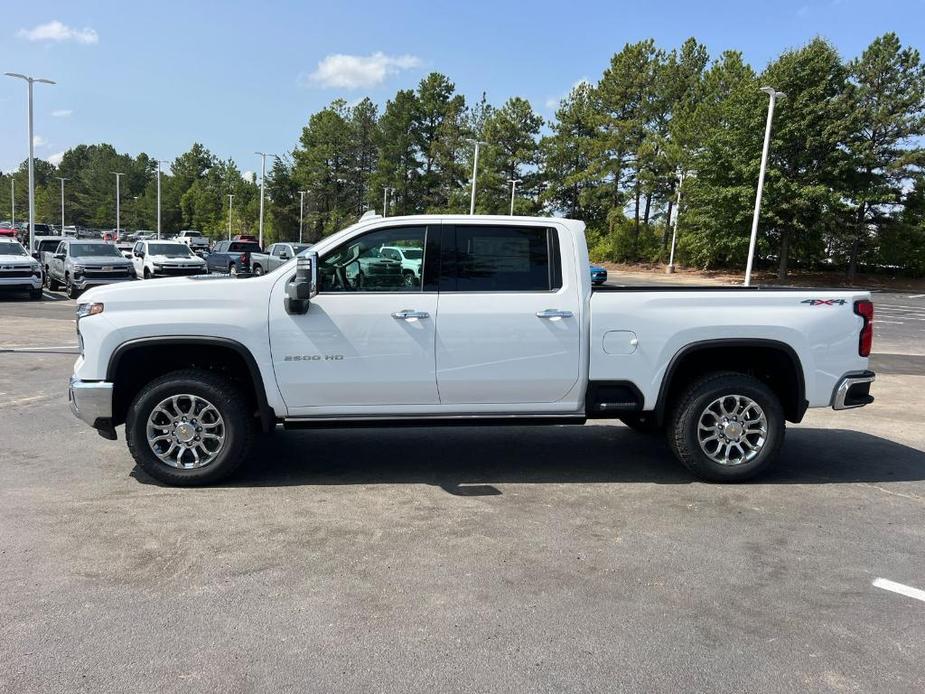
[435,224,582,405]
[270,224,438,414]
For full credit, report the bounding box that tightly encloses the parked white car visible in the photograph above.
[379,245,423,287]
[175,230,210,253]
[131,240,208,279]
[0,239,43,299]
[68,214,876,486]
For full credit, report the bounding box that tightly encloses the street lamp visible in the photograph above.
[667,172,685,274]
[744,87,785,287]
[255,151,277,248]
[382,186,394,217]
[507,178,522,216]
[465,138,488,215]
[56,177,68,231]
[111,172,125,237]
[298,190,307,243]
[227,194,234,240]
[5,72,55,254]
[10,178,15,229]
[154,159,168,239]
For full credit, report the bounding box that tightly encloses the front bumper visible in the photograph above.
[0,275,42,289]
[73,276,135,290]
[68,376,116,439]
[832,370,876,410]
[152,266,207,276]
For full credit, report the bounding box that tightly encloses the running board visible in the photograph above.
[282,414,587,430]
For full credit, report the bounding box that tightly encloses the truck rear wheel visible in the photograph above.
[667,372,784,482]
[125,369,255,486]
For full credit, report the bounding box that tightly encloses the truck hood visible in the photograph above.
[81,273,250,305]
[0,254,40,266]
[72,255,134,267]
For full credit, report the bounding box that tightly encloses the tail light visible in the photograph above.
[854,299,873,357]
[241,252,250,268]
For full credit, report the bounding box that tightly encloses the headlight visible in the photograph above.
[76,302,104,319]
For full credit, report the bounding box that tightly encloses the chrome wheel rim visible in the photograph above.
[697,394,768,466]
[146,394,225,469]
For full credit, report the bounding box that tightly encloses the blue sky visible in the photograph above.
[2,0,924,176]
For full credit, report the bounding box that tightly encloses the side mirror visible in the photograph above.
[31,251,40,260]
[279,252,289,260]
[285,251,318,315]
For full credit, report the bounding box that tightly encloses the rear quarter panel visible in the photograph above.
[589,290,871,409]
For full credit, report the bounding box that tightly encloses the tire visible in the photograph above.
[252,264,263,276]
[143,267,151,280]
[402,271,416,288]
[125,369,256,486]
[47,272,60,291]
[66,275,81,299]
[29,286,43,300]
[667,371,785,482]
[619,413,660,433]
[229,264,237,276]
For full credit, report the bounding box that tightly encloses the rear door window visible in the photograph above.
[441,226,561,292]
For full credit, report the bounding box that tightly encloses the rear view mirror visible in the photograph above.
[285,251,318,315]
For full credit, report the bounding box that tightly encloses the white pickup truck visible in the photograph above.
[67,214,876,486]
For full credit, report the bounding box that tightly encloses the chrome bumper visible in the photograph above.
[832,371,876,410]
[68,376,116,438]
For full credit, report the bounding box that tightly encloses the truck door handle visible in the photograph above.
[536,309,573,319]
[391,309,430,320]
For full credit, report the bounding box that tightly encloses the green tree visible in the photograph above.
[843,33,925,278]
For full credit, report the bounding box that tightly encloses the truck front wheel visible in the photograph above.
[125,369,255,486]
[667,372,784,482]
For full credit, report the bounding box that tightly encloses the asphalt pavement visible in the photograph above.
[1,283,923,693]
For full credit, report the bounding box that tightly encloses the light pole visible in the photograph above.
[111,172,125,236]
[10,178,15,229]
[298,190,307,243]
[465,139,488,215]
[56,177,68,231]
[744,87,785,287]
[227,194,234,240]
[133,195,139,229]
[507,178,522,216]
[155,159,168,239]
[255,152,277,248]
[5,73,55,254]
[667,172,684,274]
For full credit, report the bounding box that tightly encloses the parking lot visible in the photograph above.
[1,284,924,693]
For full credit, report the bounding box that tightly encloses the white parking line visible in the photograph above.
[875,320,905,325]
[907,294,925,299]
[873,578,925,603]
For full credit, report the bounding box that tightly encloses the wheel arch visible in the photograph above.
[655,338,807,425]
[107,336,275,432]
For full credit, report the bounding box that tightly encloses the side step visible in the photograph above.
[586,381,644,419]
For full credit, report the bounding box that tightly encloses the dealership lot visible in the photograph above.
[1,287,924,692]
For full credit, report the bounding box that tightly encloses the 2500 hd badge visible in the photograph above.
[283,354,345,362]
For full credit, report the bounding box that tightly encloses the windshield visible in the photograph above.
[148,243,193,257]
[0,242,27,256]
[292,244,312,255]
[38,240,61,253]
[182,231,202,237]
[401,249,423,259]
[70,243,122,258]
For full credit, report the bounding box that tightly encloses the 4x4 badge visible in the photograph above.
[801,299,847,306]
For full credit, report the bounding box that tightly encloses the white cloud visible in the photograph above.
[33,135,47,147]
[48,151,65,167]
[18,20,98,45]
[544,78,592,112]
[241,170,255,182]
[52,109,72,117]
[306,52,421,89]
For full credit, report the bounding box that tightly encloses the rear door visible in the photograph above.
[435,224,582,405]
